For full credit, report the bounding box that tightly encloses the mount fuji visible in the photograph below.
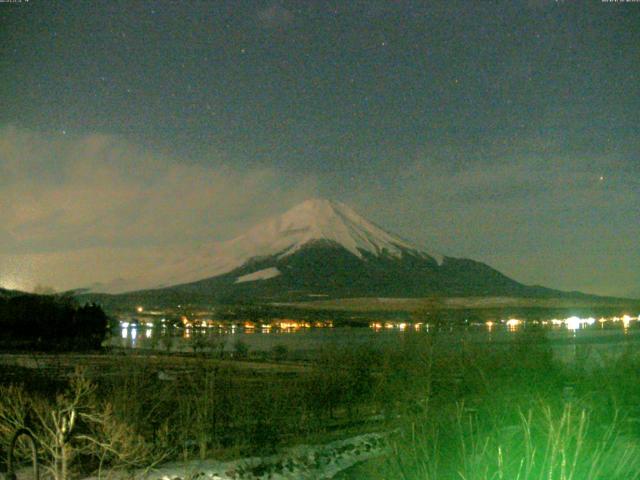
[84,198,580,304]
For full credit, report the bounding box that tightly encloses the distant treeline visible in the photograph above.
[0,293,108,350]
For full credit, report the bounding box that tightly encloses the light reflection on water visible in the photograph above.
[110,313,640,365]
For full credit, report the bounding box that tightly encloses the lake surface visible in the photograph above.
[109,314,640,365]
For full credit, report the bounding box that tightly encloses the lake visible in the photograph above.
[110,313,640,366]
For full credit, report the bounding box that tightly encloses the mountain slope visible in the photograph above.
[90,198,443,294]
[88,198,617,305]
[155,240,559,302]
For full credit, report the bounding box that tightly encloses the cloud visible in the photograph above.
[0,125,316,291]
[362,1,399,20]
[525,0,561,10]
[256,3,294,29]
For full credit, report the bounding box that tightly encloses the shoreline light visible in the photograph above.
[506,318,522,330]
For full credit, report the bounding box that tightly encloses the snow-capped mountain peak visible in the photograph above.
[238,198,427,260]
[79,199,585,302]
[86,198,442,293]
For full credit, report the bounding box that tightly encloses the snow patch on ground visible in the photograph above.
[235,267,281,284]
[92,432,387,480]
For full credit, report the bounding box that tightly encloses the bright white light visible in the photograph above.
[565,316,581,331]
[564,316,595,331]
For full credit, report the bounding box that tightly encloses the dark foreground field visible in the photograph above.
[2,327,640,479]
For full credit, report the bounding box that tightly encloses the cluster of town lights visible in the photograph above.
[369,322,426,332]
[366,315,640,332]
[493,314,639,332]
[120,317,333,336]
[125,306,638,337]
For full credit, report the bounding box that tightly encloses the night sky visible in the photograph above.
[1,0,639,297]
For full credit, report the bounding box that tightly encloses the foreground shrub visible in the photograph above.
[385,397,640,480]
[0,369,161,480]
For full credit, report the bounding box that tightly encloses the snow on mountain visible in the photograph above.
[229,198,440,262]
[235,267,281,284]
[89,198,442,294]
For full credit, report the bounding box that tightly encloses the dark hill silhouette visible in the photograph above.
[0,290,108,350]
